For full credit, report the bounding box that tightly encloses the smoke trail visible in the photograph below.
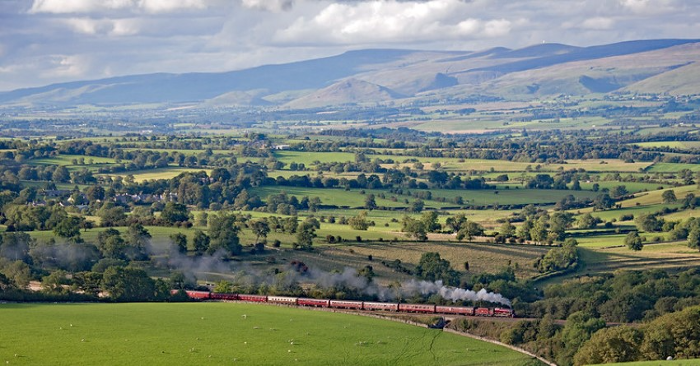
[154,242,511,306]
[399,279,511,306]
[150,243,234,284]
[296,267,511,306]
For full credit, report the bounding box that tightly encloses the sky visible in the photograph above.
[1,0,699,91]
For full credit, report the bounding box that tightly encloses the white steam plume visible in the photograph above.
[156,243,511,307]
[399,279,511,306]
[294,267,511,306]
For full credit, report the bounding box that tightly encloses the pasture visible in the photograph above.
[633,140,700,149]
[574,242,700,278]
[242,241,551,284]
[646,162,700,173]
[0,303,537,366]
[252,185,598,209]
[273,151,356,165]
[600,359,700,366]
[99,167,212,182]
[28,155,118,171]
[251,186,434,209]
[383,157,650,173]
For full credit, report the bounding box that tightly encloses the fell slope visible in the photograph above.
[2,39,700,109]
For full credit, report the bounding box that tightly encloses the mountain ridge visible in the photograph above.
[2,39,700,109]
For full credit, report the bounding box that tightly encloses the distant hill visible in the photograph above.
[284,78,405,109]
[2,39,700,109]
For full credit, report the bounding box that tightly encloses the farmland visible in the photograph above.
[2,93,700,365]
[602,360,700,366]
[6,125,700,289]
[0,303,537,366]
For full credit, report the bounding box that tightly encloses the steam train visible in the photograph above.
[173,289,515,318]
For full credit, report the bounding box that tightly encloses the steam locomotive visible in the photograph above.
[173,290,515,318]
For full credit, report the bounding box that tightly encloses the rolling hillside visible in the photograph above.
[1,39,699,109]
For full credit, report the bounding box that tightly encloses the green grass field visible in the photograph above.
[252,186,430,209]
[0,303,538,366]
[576,242,700,276]
[98,167,212,182]
[599,359,700,366]
[647,163,700,173]
[577,181,667,193]
[273,151,356,165]
[383,157,650,173]
[252,185,598,210]
[633,141,700,149]
[238,240,550,285]
[28,155,118,172]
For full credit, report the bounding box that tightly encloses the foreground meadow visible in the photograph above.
[599,359,700,366]
[0,303,538,366]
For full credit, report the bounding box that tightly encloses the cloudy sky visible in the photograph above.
[1,0,698,91]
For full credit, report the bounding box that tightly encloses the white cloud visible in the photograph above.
[40,55,91,78]
[619,0,677,14]
[138,0,207,13]
[64,18,141,36]
[30,0,131,14]
[620,0,650,12]
[581,17,614,30]
[456,18,480,35]
[29,0,207,14]
[241,0,294,12]
[276,0,512,44]
[483,19,511,37]
[111,19,140,36]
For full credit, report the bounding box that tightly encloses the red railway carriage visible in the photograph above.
[435,305,474,316]
[363,302,399,312]
[238,294,268,302]
[210,292,238,300]
[329,300,364,310]
[179,290,211,299]
[493,307,514,317]
[298,298,330,307]
[267,296,298,305]
[398,303,436,313]
[174,290,515,319]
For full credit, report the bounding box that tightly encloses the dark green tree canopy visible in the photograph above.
[415,252,460,286]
